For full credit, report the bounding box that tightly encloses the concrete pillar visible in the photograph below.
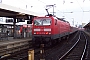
[13,17,16,39]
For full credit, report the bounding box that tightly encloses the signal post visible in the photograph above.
[40,44,45,60]
[28,49,34,60]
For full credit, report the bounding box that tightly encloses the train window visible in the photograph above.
[34,18,51,26]
[34,20,42,25]
[43,19,51,25]
[55,19,57,25]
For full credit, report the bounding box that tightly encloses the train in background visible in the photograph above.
[15,24,32,38]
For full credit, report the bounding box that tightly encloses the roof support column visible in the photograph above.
[13,17,16,39]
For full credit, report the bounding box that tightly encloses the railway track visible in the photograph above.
[34,31,79,60]
[83,31,90,60]
[2,31,88,60]
[59,31,88,60]
[34,31,88,60]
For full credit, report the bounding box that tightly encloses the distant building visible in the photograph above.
[82,23,86,27]
[78,25,83,28]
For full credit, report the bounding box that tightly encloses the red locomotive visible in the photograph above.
[32,9,77,46]
[32,14,72,46]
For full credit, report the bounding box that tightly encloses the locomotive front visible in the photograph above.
[32,17,52,45]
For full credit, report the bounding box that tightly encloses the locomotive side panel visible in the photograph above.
[58,20,70,37]
[52,18,60,39]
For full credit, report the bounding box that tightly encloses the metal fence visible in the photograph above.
[0,33,8,40]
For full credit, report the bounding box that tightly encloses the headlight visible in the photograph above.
[49,33,51,34]
[34,33,36,34]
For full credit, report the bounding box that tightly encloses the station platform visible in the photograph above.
[0,37,32,57]
[0,37,32,46]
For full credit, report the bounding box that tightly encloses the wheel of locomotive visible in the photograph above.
[64,36,68,40]
[57,38,62,43]
[61,37,64,40]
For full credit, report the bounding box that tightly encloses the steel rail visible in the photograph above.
[59,32,81,60]
[80,32,88,60]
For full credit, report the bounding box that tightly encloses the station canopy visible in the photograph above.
[0,3,41,19]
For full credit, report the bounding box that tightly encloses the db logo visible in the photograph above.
[40,29,44,31]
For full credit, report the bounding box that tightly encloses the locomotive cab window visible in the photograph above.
[34,18,51,26]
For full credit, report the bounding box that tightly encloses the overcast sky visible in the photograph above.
[2,0,90,26]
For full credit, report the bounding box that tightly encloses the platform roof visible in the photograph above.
[0,3,41,18]
[83,22,90,28]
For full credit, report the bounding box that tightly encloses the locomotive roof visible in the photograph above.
[45,14,69,23]
[54,17,69,23]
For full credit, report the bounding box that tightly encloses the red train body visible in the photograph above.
[32,15,71,46]
[15,25,31,38]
